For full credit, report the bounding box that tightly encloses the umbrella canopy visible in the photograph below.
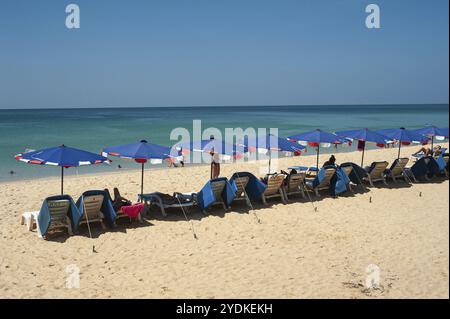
[240,134,305,173]
[413,126,449,148]
[15,145,108,194]
[377,127,428,159]
[335,128,391,166]
[103,140,172,198]
[288,129,343,169]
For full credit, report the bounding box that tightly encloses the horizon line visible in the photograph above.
[0,102,449,111]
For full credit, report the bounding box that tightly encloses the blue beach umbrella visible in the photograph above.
[377,127,428,159]
[241,134,306,174]
[103,140,172,198]
[288,129,344,169]
[174,137,248,179]
[15,145,108,195]
[335,128,391,166]
[413,125,449,149]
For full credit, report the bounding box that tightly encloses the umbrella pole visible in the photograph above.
[268,151,272,174]
[316,146,320,169]
[140,162,144,201]
[431,136,434,150]
[61,166,64,195]
[398,141,402,159]
[361,144,365,167]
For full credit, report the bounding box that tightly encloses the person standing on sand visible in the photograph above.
[209,136,220,179]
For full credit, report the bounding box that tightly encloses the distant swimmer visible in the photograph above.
[117,164,122,169]
[9,170,16,175]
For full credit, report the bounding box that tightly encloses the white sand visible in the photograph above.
[0,143,448,298]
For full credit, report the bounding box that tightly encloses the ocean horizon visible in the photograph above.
[1,103,448,181]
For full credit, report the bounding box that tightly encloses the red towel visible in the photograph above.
[121,203,144,218]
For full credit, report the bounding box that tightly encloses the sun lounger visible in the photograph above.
[384,158,409,182]
[261,174,287,205]
[229,172,267,208]
[385,158,410,182]
[230,175,250,202]
[283,172,306,200]
[405,156,442,182]
[139,192,194,217]
[182,178,235,214]
[363,161,389,186]
[78,194,106,229]
[305,167,336,197]
[24,195,80,238]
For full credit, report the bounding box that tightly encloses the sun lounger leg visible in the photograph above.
[314,189,320,197]
[280,189,287,204]
[66,217,73,236]
[261,195,268,205]
[383,177,388,186]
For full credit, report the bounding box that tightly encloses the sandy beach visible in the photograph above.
[0,143,448,299]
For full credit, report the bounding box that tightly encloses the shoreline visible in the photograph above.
[0,142,434,185]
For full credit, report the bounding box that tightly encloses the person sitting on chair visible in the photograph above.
[105,187,132,212]
[323,155,337,167]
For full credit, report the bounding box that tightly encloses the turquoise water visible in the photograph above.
[0,104,448,181]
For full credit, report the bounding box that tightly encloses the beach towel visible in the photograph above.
[435,150,447,172]
[229,172,267,201]
[311,167,329,189]
[341,162,367,184]
[121,203,144,218]
[76,190,116,229]
[409,156,441,180]
[196,177,236,211]
[37,195,81,237]
[333,166,351,195]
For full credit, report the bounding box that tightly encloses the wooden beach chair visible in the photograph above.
[261,174,287,205]
[283,172,306,200]
[230,174,252,208]
[79,194,106,229]
[21,199,74,238]
[363,161,389,186]
[384,158,410,182]
[305,167,336,197]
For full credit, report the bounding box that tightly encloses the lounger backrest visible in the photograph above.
[233,176,250,196]
[48,199,70,222]
[82,195,104,220]
[341,166,353,177]
[316,168,336,188]
[369,162,389,178]
[287,173,305,191]
[211,180,226,201]
[264,174,285,196]
[390,158,409,176]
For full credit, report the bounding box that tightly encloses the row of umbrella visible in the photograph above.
[14,125,448,197]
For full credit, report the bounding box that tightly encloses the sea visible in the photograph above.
[0,104,448,181]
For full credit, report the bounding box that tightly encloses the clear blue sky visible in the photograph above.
[0,0,448,109]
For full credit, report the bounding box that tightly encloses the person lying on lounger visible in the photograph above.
[413,146,433,157]
[433,145,443,156]
[105,187,132,212]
